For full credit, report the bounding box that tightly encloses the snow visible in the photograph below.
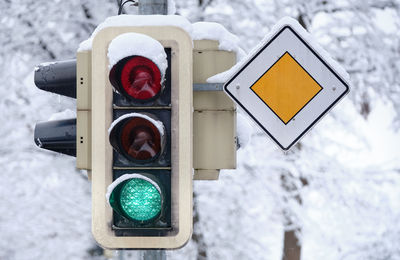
[207,61,242,83]
[48,109,76,121]
[34,61,57,71]
[106,173,162,206]
[167,0,176,15]
[272,17,350,81]
[192,22,246,61]
[236,110,253,149]
[107,33,167,80]
[77,39,91,52]
[108,112,165,137]
[78,15,193,51]
[78,16,248,67]
[207,16,350,84]
[373,9,398,34]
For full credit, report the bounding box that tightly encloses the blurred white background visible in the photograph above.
[0,0,399,259]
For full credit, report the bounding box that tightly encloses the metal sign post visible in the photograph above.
[139,2,167,260]
[123,2,168,260]
[138,0,168,14]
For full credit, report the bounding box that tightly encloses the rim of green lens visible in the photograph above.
[119,176,162,222]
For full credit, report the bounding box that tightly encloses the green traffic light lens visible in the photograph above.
[119,177,162,222]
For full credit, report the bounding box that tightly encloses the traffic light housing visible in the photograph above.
[33,18,237,250]
[82,26,193,249]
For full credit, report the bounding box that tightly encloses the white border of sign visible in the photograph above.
[224,20,350,150]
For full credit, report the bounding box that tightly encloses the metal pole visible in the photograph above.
[143,250,167,260]
[139,2,168,260]
[138,0,168,15]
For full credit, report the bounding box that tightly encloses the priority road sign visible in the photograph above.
[224,17,350,150]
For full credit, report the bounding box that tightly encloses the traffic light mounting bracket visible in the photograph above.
[192,40,237,180]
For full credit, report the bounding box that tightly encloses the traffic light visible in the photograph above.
[84,26,193,249]
[33,19,236,250]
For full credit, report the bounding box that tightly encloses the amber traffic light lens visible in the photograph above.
[120,117,162,161]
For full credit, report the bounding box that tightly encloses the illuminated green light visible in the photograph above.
[119,178,162,222]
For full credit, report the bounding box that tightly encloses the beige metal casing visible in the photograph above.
[193,40,237,180]
[90,26,193,249]
[76,51,92,172]
[78,40,237,181]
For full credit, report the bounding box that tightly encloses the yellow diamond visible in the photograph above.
[250,52,322,124]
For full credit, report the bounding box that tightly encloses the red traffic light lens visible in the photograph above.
[120,56,162,101]
[120,117,163,161]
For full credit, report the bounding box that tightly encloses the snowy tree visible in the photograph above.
[174,0,400,259]
[0,1,117,259]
